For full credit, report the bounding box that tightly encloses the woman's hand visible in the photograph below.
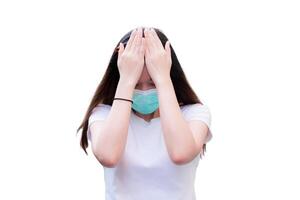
[117,27,145,86]
[144,28,172,85]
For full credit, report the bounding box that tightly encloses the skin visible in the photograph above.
[90,27,209,167]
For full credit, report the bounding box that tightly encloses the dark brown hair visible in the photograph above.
[76,27,208,158]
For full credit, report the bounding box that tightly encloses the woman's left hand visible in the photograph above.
[144,28,172,85]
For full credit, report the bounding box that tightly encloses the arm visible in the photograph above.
[143,28,209,165]
[90,78,135,167]
[156,78,209,165]
[91,27,144,167]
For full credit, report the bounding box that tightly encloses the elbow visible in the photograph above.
[94,152,119,168]
[170,147,199,165]
[92,147,119,168]
[100,159,118,168]
[170,153,190,165]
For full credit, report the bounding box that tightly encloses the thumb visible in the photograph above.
[165,41,171,58]
[118,42,124,56]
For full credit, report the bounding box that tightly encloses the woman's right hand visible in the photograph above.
[117,27,145,86]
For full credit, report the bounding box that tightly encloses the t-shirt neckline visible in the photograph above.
[131,112,160,125]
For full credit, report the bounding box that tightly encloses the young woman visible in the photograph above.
[77,27,213,200]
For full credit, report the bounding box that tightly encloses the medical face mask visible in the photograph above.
[132,88,159,115]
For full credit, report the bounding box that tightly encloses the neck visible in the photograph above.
[133,108,160,122]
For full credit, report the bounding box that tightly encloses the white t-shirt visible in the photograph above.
[87,103,213,200]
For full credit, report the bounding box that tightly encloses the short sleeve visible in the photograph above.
[182,103,213,143]
[87,103,111,142]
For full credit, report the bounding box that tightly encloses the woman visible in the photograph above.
[77,27,213,200]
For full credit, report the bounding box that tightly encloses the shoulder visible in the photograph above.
[95,103,112,109]
[91,103,112,112]
[89,103,112,123]
[181,103,213,143]
[87,103,112,141]
[181,103,210,113]
[180,103,212,122]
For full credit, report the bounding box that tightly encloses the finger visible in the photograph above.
[118,42,124,56]
[165,40,171,59]
[150,28,164,50]
[144,28,156,52]
[139,37,146,56]
[144,38,150,60]
[145,28,156,49]
[132,27,143,53]
[126,28,138,51]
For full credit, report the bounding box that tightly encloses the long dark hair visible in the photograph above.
[76,27,208,158]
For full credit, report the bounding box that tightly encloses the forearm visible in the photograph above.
[156,78,197,162]
[95,78,135,164]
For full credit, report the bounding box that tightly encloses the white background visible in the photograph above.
[1,0,299,199]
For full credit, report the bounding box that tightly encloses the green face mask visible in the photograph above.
[132,88,159,114]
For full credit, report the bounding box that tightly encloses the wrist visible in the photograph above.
[119,78,136,89]
[155,77,172,89]
[115,78,135,101]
